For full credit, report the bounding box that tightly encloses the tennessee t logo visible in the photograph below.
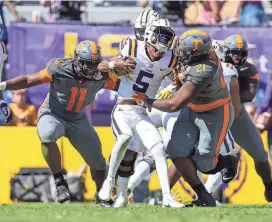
[192,39,204,51]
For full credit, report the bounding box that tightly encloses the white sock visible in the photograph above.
[205,172,223,194]
[151,143,170,195]
[128,161,151,191]
[107,134,132,179]
[117,176,129,198]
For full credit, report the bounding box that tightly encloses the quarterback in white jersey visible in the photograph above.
[0,40,12,123]
[98,18,184,208]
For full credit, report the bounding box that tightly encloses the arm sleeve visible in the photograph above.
[39,59,56,83]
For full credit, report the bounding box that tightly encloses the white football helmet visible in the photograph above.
[212,40,227,62]
[134,9,161,41]
[144,18,175,53]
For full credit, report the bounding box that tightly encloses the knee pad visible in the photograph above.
[39,129,58,143]
[140,154,156,173]
[117,153,137,177]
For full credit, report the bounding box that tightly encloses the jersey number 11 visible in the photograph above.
[66,87,87,112]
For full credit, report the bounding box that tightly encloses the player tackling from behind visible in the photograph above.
[134,30,241,206]
[0,40,134,204]
[98,18,184,208]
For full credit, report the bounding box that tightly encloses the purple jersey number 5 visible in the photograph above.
[133,70,154,93]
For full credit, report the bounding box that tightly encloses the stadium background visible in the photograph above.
[0,0,271,205]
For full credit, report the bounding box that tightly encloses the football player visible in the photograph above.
[0,40,133,204]
[134,30,241,207]
[196,40,242,196]
[113,10,179,207]
[0,21,12,123]
[224,34,272,202]
[98,18,184,208]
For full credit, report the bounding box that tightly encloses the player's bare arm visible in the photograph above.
[230,77,242,118]
[0,72,44,90]
[239,78,258,103]
[136,81,197,112]
[98,56,136,74]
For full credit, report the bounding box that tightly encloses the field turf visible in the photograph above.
[0,203,271,222]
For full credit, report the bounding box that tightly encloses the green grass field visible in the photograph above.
[0,204,272,222]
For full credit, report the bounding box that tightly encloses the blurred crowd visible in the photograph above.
[34,1,271,26]
[1,1,270,26]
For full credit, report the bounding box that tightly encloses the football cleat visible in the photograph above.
[162,194,185,208]
[222,149,241,183]
[94,193,113,207]
[190,192,216,207]
[56,180,70,204]
[98,177,114,202]
[265,188,272,202]
[113,195,129,208]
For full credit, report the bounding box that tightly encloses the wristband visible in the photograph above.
[109,61,115,69]
[0,81,6,90]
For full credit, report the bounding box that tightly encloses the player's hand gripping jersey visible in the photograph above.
[117,38,177,100]
[39,58,108,119]
[177,49,230,112]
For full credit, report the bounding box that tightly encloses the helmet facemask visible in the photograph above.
[74,47,103,81]
[147,26,175,54]
[174,41,211,65]
[225,49,248,67]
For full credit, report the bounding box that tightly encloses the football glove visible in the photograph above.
[156,84,176,99]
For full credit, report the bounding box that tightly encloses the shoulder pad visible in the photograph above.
[118,37,130,52]
[46,58,65,75]
[119,37,138,58]
[190,63,213,75]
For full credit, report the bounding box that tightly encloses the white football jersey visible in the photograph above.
[0,42,7,75]
[222,62,238,92]
[157,75,173,93]
[118,38,177,99]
